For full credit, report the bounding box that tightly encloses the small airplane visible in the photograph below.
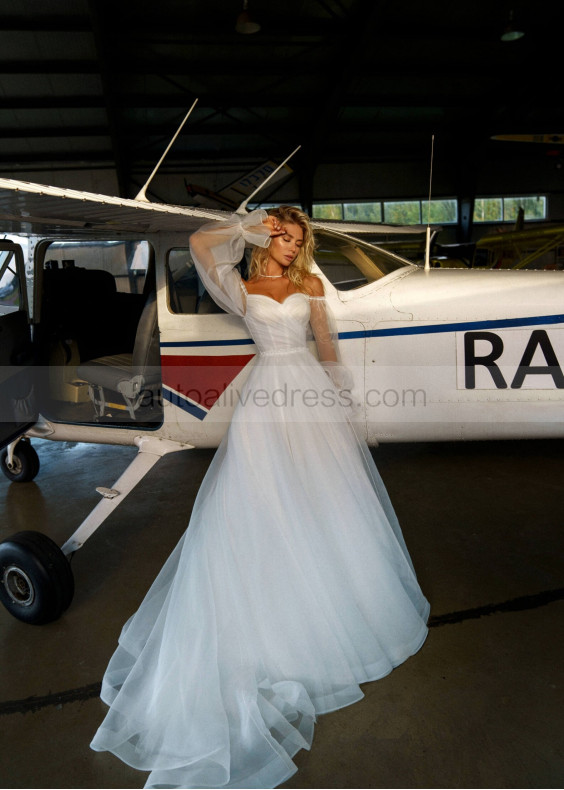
[419,222,564,271]
[1,129,564,626]
[472,223,564,270]
[185,159,294,210]
[491,134,564,145]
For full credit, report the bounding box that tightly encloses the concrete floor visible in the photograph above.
[0,437,562,789]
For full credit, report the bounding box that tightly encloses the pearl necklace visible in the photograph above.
[259,273,284,279]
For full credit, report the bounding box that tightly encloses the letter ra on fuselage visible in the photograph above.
[460,329,564,389]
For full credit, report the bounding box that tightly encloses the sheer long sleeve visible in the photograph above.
[309,295,363,422]
[189,209,271,316]
[309,295,354,392]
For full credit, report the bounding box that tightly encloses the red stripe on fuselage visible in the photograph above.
[161,354,255,410]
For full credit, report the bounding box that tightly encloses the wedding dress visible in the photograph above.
[90,211,430,789]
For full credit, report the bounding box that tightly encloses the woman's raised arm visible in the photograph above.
[189,209,271,315]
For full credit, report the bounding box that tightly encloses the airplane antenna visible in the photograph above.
[424,134,435,272]
[235,145,301,214]
[135,99,199,202]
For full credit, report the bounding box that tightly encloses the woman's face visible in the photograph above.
[268,222,304,269]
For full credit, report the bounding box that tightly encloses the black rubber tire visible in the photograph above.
[0,531,74,625]
[1,441,40,483]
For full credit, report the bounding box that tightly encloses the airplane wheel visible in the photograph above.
[1,440,40,483]
[0,531,74,625]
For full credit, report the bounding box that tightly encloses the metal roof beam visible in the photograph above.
[0,15,89,32]
[2,94,559,111]
[0,120,500,140]
[0,139,536,169]
[0,58,530,78]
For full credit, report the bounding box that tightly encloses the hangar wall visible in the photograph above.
[314,158,563,207]
[17,152,564,235]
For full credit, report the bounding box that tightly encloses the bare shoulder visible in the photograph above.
[303,274,324,297]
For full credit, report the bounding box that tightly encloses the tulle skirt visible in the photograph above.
[90,349,429,788]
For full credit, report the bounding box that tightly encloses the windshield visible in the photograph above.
[314,230,413,291]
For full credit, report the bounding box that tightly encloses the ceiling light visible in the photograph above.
[236,0,261,34]
[501,9,524,41]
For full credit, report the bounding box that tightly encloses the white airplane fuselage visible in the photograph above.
[25,233,564,449]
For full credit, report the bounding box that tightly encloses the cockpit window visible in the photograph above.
[166,248,224,314]
[43,240,150,294]
[314,230,412,290]
[166,232,413,311]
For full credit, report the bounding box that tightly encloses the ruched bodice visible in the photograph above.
[244,292,310,355]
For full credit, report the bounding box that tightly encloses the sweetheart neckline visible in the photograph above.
[246,292,308,306]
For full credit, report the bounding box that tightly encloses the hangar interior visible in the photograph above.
[0,2,563,789]
[1,0,563,236]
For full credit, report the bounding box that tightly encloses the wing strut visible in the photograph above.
[235,145,301,214]
[135,99,199,202]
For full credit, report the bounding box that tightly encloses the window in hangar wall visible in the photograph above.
[313,196,547,225]
[260,195,548,225]
[313,199,458,225]
[473,195,547,223]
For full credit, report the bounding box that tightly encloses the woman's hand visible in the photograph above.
[262,215,285,237]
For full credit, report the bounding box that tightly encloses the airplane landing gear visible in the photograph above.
[1,438,40,483]
[0,531,74,625]
[0,436,188,624]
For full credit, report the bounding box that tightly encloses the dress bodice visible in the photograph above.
[188,211,350,388]
[243,292,310,355]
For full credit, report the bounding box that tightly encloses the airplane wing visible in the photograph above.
[0,177,435,240]
[491,134,564,145]
[477,224,564,248]
[186,160,293,210]
[311,219,438,235]
[0,178,227,236]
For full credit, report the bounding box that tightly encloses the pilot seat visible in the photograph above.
[77,291,161,420]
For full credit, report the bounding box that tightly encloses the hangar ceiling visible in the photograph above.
[0,0,562,202]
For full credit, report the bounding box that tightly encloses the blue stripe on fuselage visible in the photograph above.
[160,315,564,349]
[162,387,209,420]
[338,313,564,340]
[161,338,255,348]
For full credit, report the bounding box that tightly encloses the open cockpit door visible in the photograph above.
[0,240,36,450]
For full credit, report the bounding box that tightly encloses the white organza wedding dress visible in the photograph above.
[90,211,430,789]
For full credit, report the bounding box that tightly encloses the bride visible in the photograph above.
[90,206,430,789]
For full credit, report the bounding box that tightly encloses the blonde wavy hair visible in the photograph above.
[248,205,317,292]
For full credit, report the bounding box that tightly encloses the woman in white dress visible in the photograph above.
[90,206,430,789]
